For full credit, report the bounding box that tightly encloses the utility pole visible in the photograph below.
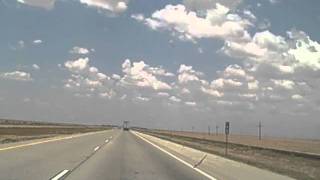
[192,126,194,132]
[258,121,262,140]
[216,125,219,135]
[208,125,211,135]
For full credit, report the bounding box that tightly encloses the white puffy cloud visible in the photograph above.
[131,14,144,21]
[248,80,259,90]
[32,64,40,70]
[60,43,320,120]
[291,94,303,100]
[63,57,114,98]
[271,79,295,90]
[137,4,251,42]
[17,0,55,10]
[1,71,33,81]
[201,86,224,97]
[169,96,181,102]
[185,101,197,106]
[135,96,150,102]
[70,47,90,55]
[79,0,128,12]
[65,57,90,73]
[33,39,43,44]
[222,30,288,60]
[120,59,172,90]
[157,92,170,97]
[112,74,121,80]
[178,71,199,84]
[224,64,249,79]
[177,64,203,84]
[288,32,320,70]
[219,26,320,114]
[243,10,256,21]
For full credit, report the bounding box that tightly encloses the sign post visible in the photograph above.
[225,122,230,156]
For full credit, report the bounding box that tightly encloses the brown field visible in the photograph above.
[141,129,320,180]
[0,119,112,144]
[155,130,320,155]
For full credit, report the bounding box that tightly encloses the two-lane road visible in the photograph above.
[66,131,208,180]
[0,130,210,180]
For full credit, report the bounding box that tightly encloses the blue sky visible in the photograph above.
[0,0,320,138]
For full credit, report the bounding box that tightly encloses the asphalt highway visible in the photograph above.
[0,129,292,180]
[0,130,208,180]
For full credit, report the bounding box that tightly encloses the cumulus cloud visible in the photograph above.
[185,101,196,106]
[131,14,144,21]
[120,59,172,90]
[17,0,56,10]
[271,79,295,90]
[65,57,90,73]
[222,30,288,60]
[136,3,251,42]
[177,64,203,84]
[288,31,320,70]
[61,45,320,122]
[169,96,182,102]
[64,57,114,98]
[79,0,128,13]
[33,39,43,44]
[1,71,33,81]
[32,64,40,70]
[70,46,90,55]
[135,2,319,117]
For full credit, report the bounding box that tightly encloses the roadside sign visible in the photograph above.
[225,122,230,135]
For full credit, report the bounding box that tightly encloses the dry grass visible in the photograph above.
[0,125,111,144]
[143,130,320,180]
[158,130,320,155]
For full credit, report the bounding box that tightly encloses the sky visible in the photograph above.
[0,0,320,139]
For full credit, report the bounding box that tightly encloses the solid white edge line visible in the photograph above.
[51,169,69,180]
[133,132,217,180]
[94,146,100,151]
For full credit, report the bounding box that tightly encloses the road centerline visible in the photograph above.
[50,169,69,180]
[94,146,100,151]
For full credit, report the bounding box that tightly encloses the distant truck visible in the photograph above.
[123,121,129,131]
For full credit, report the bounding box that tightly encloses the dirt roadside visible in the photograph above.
[0,126,111,144]
[140,130,320,180]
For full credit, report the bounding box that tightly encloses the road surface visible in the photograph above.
[0,130,292,180]
[0,130,208,180]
